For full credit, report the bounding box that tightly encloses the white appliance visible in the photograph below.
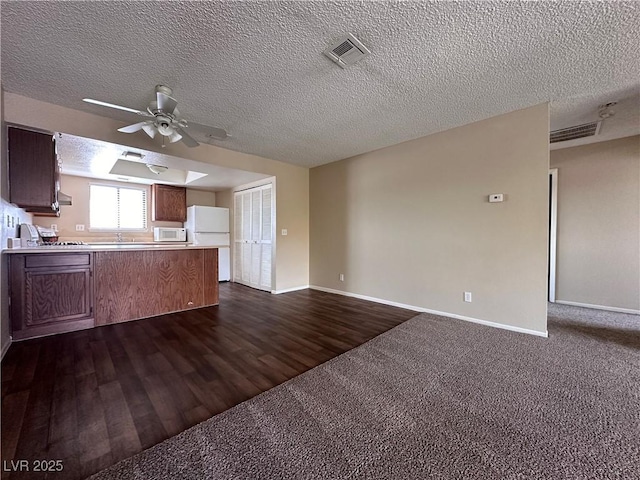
[20,223,40,246]
[153,227,187,242]
[185,206,230,281]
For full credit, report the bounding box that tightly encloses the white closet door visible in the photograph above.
[260,186,272,289]
[233,184,273,291]
[249,190,262,287]
[233,193,243,282]
[241,192,252,283]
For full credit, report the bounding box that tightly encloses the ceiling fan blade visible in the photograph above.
[187,122,229,140]
[117,121,150,133]
[174,126,200,147]
[83,98,152,117]
[156,91,178,115]
[207,127,229,140]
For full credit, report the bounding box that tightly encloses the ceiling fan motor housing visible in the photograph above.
[156,116,173,136]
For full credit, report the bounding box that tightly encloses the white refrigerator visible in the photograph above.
[185,206,230,281]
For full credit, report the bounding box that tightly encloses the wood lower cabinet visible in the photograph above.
[94,248,218,325]
[9,253,94,339]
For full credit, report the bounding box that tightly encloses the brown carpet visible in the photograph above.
[90,304,640,479]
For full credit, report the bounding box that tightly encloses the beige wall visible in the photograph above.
[4,93,309,291]
[215,190,232,209]
[310,104,550,334]
[550,136,640,312]
[186,189,216,207]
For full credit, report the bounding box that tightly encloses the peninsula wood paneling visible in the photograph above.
[203,248,218,305]
[94,249,218,325]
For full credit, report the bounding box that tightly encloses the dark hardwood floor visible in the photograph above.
[1,283,417,479]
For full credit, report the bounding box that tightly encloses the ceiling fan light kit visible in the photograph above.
[141,123,157,139]
[83,85,228,148]
[147,164,169,175]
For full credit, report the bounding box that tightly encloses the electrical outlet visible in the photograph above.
[489,193,504,203]
[75,224,85,231]
[51,224,58,231]
[339,273,345,282]
[281,229,288,236]
[464,292,472,302]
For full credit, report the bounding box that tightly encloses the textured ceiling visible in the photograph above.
[2,1,639,168]
[57,134,270,190]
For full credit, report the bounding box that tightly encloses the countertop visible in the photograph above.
[3,243,225,254]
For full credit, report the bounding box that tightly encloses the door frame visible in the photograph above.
[549,168,558,302]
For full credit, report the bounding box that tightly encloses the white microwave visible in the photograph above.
[153,227,186,242]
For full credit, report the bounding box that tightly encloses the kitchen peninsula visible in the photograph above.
[5,244,220,340]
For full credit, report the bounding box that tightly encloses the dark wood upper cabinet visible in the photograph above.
[8,126,60,216]
[151,184,187,222]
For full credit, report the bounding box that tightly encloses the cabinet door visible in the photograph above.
[8,127,57,210]
[24,268,92,325]
[9,254,94,340]
[152,184,187,221]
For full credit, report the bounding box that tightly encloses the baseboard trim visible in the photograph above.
[271,285,310,295]
[309,285,548,338]
[554,300,640,315]
[1,337,11,361]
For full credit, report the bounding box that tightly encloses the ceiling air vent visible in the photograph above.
[324,33,370,68]
[550,121,601,144]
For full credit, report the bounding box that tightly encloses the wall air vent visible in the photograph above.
[324,33,370,68]
[550,121,601,143]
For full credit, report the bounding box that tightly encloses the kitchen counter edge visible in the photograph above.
[2,244,224,254]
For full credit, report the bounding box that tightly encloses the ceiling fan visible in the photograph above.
[83,85,228,148]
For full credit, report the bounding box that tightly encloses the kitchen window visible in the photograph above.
[89,184,147,231]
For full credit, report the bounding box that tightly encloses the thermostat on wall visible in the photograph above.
[489,194,504,203]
